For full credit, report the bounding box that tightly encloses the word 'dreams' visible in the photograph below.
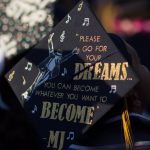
[74,62,129,80]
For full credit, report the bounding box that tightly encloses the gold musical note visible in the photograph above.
[82,18,90,27]
[66,132,74,141]
[25,62,32,71]
[109,85,117,94]
[78,1,84,12]
[8,71,15,82]
[60,30,66,43]
[65,14,71,24]
[22,76,26,85]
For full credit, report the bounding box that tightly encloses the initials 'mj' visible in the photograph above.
[47,130,65,150]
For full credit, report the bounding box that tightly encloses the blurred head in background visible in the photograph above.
[93,0,150,33]
[93,0,150,70]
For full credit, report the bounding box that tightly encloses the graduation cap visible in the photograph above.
[0,0,56,59]
[5,0,139,149]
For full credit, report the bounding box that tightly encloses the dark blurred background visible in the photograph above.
[0,0,150,149]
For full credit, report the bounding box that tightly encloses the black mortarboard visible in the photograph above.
[5,0,139,149]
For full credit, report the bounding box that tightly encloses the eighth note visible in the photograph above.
[82,18,90,27]
[25,62,32,71]
[22,76,26,85]
[67,132,74,141]
[61,68,67,77]
[109,85,117,94]
[65,14,71,24]
[32,105,37,114]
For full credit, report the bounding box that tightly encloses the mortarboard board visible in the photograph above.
[5,0,139,149]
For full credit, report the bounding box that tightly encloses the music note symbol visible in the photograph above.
[8,71,15,82]
[67,132,74,141]
[65,14,71,24]
[25,62,32,71]
[78,1,83,12]
[32,105,37,114]
[61,68,67,77]
[82,18,90,27]
[60,30,66,43]
[109,85,117,94]
[72,47,80,55]
[22,76,26,85]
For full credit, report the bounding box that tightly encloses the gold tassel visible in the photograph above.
[122,99,134,150]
